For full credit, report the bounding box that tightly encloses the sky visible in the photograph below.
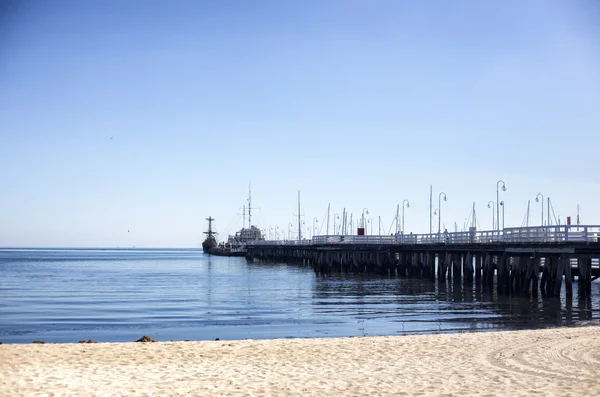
[1,0,599,247]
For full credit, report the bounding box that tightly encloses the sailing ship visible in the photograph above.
[202,216,217,253]
[205,186,264,256]
[210,224,263,257]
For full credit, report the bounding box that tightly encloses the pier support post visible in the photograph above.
[446,253,453,281]
[475,254,482,283]
[578,256,592,298]
[542,256,559,296]
[464,253,474,283]
[411,253,418,278]
[510,256,518,292]
[327,251,334,273]
[351,252,358,273]
[436,253,443,279]
[483,254,494,286]
[540,256,550,296]
[453,254,462,283]
[427,253,435,279]
[544,256,557,296]
[531,256,540,297]
[554,256,565,297]
[523,256,538,296]
[564,256,573,298]
[497,254,509,295]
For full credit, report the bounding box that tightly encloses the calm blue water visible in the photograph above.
[0,248,598,343]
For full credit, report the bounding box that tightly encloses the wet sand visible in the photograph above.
[1,326,599,396]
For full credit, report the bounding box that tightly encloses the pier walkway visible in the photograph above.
[246,225,600,298]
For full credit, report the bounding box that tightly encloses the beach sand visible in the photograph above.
[1,326,599,396]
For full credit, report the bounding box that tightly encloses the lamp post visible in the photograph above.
[362,208,369,229]
[438,192,447,233]
[288,222,293,240]
[500,201,505,230]
[269,226,273,240]
[535,193,544,226]
[334,214,340,235]
[312,217,319,236]
[487,201,495,230]
[402,199,410,233]
[496,180,506,231]
[275,225,280,240]
[367,218,372,235]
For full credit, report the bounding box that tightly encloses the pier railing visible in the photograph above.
[250,225,600,246]
[502,226,600,243]
[251,239,314,246]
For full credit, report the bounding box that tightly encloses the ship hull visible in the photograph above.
[208,247,246,257]
[202,237,217,254]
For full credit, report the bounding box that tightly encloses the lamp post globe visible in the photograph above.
[402,199,410,234]
[487,201,495,230]
[496,180,506,231]
[438,192,447,234]
[535,193,544,226]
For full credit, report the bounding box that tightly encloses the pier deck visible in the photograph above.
[246,225,600,298]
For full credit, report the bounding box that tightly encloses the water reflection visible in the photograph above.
[1,250,598,343]
[311,273,597,334]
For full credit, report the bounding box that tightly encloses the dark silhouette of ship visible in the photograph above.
[202,216,217,253]
[204,186,264,256]
[209,224,263,256]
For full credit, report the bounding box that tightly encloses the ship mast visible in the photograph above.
[248,184,252,227]
[297,191,302,240]
[429,185,433,234]
[326,203,330,235]
[204,216,215,238]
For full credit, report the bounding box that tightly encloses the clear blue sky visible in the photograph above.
[1,0,599,247]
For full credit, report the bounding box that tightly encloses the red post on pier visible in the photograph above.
[357,228,365,236]
[567,216,571,225]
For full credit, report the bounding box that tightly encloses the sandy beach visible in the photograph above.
[1,326,599,396]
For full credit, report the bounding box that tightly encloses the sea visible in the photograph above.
[0,248,598,344]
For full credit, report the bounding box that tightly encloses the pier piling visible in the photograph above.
[246,228,600,299]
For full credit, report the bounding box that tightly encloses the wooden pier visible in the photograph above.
[246,225,600,298]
